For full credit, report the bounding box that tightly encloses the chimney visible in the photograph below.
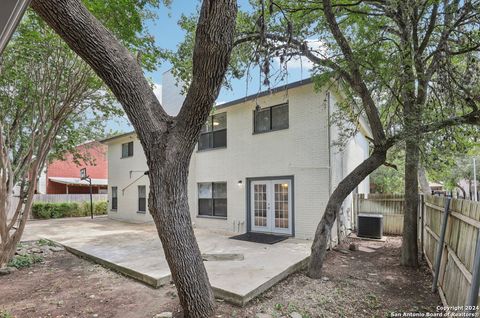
[161,70,186,116]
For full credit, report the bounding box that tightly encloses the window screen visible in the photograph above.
[111,187,118,210]
[138,186,146,212]
[121,141,134,158]
[198,113,227,150]
[198,182,227,217]
[254,103,289,133]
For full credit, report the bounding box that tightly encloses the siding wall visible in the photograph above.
[189,83,331,239]
[107,136,151,223]
[106,83,370,239]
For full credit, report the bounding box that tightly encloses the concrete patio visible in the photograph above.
[22,216,311,306]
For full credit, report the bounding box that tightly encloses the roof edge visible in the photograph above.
[100,131,136,144]
[216,78,313,109]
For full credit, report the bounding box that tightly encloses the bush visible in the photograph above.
[94,201,107,215]
[32,201,107,219]
[8,254,43,269]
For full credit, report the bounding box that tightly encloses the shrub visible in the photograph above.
[31,201,107,219]
[8,254,43,269]
[94,201,107,215]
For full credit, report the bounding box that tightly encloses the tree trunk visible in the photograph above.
[308,148,387,278]
[32,1,237,316]
[148,152,215,317]
[418,165,431,195]
[0,238,16,267]
[457,184,466,198]
[0,182,37,268]
[401,139,419,267]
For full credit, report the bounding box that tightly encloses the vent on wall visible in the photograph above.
[357,214,383,239]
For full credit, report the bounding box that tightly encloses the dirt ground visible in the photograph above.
[0,236,440,318]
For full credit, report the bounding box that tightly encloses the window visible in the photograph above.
[111,187,118,210]
[121,141,134,158]
[198,182,227,217]
[198,113,227,150]
[254,103,289,133]
[138,186,146,213]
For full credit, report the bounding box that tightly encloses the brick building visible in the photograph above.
[44,141,108,194]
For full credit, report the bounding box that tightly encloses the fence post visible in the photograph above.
[432,197,451,293]
[420,194,425,260]
[466,228,480,313]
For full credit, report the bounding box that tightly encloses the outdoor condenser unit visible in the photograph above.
[357,214,383,239]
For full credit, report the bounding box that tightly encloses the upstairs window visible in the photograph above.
[121,141,134,158]
[198,182,227,218]
[254,103,289,133]
[198,113,227,150]
[138,185,146,213]
[111,187,118,210]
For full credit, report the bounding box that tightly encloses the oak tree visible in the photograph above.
[31,0,238,316]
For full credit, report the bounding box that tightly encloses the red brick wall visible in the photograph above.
[46,141,108,194]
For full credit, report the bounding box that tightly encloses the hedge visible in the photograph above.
[31,201,108,219]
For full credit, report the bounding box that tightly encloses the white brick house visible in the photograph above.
[101,74,371,240]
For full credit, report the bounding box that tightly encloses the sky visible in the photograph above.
[109,1,314,133]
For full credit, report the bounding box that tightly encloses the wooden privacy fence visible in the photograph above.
[423,195,480,307]
[353,193,480,308]
[353,193,405,235]
[7,194,108,219]
[33,194,107,203]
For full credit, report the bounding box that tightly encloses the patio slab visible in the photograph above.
[23,217,311,306]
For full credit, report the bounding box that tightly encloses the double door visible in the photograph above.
[251,179,292,235]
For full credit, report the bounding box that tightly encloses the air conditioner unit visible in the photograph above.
[357,214,383,239]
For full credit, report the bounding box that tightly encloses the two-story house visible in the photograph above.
[101,72,371,241]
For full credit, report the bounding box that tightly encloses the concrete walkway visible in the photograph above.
[23,217,310,306]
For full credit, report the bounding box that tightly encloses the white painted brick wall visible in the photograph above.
[106,82,370,240]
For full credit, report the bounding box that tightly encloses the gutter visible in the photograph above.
[0,0,31,55]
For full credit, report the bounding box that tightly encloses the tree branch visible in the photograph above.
[31,0,169,140]
[387,109,480,147]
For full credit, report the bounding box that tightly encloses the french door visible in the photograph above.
[251,179,292,235]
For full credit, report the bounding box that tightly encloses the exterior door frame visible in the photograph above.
[246,175,295,236]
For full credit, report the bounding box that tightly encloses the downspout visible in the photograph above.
[326,91,334,246]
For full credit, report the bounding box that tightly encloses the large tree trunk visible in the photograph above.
[148,151,215,317]
[418,165,431,195]
[32,1,237,316]
[401,140,420,267]
[308,149,387,278]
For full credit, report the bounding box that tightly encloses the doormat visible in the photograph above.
[230,232,289,245]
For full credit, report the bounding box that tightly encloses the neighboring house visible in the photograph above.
[101,73,371,241]
[42,141,108,194]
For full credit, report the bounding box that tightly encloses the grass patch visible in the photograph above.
[8,254,43,269]
[365,293,380,310]
[37,239,55,247]
[0,309,13,318]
